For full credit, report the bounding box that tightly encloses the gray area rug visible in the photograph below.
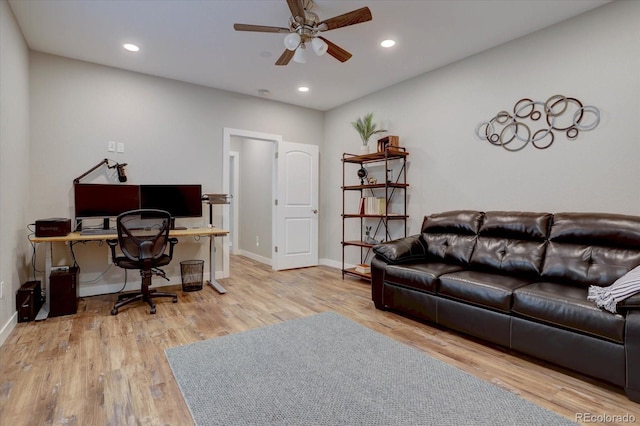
[165,312,576,425]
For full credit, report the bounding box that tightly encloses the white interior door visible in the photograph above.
[274,141,319,270]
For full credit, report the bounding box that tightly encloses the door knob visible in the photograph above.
[312,209,318,214]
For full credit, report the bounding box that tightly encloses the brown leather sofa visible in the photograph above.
[371,210,640,402]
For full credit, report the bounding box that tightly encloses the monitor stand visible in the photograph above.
[170,217,187,230]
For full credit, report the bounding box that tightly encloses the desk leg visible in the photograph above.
[207,235,226,294]
[35,242,52,320]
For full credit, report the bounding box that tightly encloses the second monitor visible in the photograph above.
[139,184,202,228]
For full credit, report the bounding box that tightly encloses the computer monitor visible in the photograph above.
[140,184,202,219]
[74,183,141,220]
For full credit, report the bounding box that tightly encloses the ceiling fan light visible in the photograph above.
[284,33,301,51]
[311,37,328,56]
[293,45,307,63]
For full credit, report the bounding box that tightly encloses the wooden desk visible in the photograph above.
[30,227,229,319]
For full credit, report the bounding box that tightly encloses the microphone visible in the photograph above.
[116,163,127,182]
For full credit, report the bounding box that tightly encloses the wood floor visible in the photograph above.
[1,255,639,425]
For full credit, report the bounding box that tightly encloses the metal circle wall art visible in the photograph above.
[475,95,600,151]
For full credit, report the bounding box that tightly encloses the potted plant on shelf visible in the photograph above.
[351,113,386,154]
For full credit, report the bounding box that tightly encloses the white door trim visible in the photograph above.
[223,128,283,272]
[229,151,240,255]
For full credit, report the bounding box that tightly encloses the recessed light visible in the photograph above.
[123,43,140,52]
[298,86,310,92]
[380,39,396,48]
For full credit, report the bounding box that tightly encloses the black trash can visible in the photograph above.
[180,260,204,292]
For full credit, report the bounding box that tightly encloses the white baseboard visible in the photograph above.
[238,250,272,266]
[320,258,358,270]
[319,258,344,269]
[0,312,17,348]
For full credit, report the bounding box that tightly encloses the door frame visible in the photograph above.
[223,128,282,271]
[229,150,240,255]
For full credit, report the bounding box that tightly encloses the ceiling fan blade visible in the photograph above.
[318,36,352,62]
[318,7,372,31]
[286,0,306,22]
[275,49,295,66]
[234,23,290,33]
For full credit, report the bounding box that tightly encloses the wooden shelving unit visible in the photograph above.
[341,147,409,281]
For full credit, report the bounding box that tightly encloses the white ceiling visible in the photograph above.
[8,0,610,111]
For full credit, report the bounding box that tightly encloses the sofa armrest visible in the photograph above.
[371,257,387,310]
[625,310,640,402]
[372,234,427,264]
[617,294,640,313]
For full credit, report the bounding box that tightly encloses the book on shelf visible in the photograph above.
[355,263,371,274]
[364,196,387,215]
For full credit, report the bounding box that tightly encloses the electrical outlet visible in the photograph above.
[108,141,116,152]
[0,281,4,299]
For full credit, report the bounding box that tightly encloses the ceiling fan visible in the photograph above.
[233,0,372,66]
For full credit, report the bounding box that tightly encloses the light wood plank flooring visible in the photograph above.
[1,255,639,425]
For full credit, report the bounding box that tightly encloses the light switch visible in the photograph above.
[108,141,116,152]
[117,142,125,153]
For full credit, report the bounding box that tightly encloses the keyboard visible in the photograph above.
[80,228,117,236]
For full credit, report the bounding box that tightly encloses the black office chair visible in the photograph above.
[107,209,178,315]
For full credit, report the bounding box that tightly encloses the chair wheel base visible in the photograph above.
[111,289,177,315]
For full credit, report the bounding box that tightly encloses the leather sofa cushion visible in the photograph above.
[384,262,465,293]
[423,234,478,265]
[512,282,625,343]
[438,270,534,313]
[541,242,640,287]
[421,210,483,264]
[471,239,547,275]
[479,211,552,240]
[550,212,640,249]
[470,211,551,275]
[542,213,640,287]
[421,210,483,235]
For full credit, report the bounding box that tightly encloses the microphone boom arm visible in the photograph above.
[73,158,127,184]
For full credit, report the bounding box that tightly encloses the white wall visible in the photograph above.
[322,0,640,265]
[0,0,31,344]
[29,52,323,295]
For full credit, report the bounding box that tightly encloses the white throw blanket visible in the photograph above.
[588,265,640,313]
